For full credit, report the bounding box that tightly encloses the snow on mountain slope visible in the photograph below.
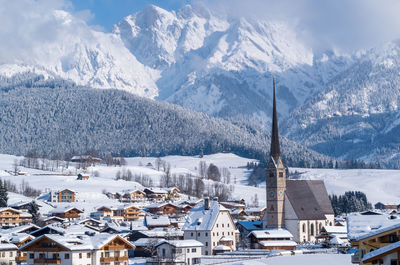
[282,40,400,166]
[0,10,158,98]
[112,4,353,120]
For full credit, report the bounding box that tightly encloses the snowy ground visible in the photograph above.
[222,254,352,265]
[291,167,400,204]
[0,152,399,215]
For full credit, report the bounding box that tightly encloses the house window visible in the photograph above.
[187,248,190,253]
[29,253,34,259]
[192,248,196,253]
[9,252,13,257]
[205,251,208,255]
[205,232,208,236]
[216,224,218,228]
[198,232,200,236]
[64,253,70,259]
[310,223,314,236]
[191,232,194,237]
[205,242,208,246]
[87,253,91,258]
[79,253,82,259]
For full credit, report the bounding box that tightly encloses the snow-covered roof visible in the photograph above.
[134,238,164,247]
[362,241,400,263]
[145,215,170,227]
[50,206,83,214]
[182,200,228,231]
[214,245,232,251]
[0,243,18,250]
[347,213,400,240]
[248,229,293,239]
[322,226,347,234]
[156,239,203,248]
[258,240,297,247]
[356,221,400,241]
[0,207,21,214]
[138,229,183,238]
[144,188,168,194]
[0,224,40,235]
[244,207,266,214]
[64,224,99,235]
[9,233,34,244]
[236,220,262,231]
[20,233,134,251]
[8,200,32,207]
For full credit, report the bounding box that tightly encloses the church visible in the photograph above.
[261,80,334,243]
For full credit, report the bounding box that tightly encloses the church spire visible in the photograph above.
[270,78,281,162]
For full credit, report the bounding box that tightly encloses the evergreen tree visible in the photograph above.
[28,201,40,224]
[0,180,8,207]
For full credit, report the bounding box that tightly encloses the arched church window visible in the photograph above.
[310,223,314,236]
[319,223,322,232]
[302,223,306,233]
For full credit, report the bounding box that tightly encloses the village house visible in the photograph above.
[153,240,203,265]
[352,222,400,265]
[70,155,102,164]
[145,215,171,229]
[361,241,400,265]
[0,243,18,265]
[58,189,76,203]
[146,202,183,215]
[121,190,146,202]
[315,225,348,248]
[94,205,144,222]
[50,206,83,220]
[0,208,32,228]
[261,81,334,243]
[20,234,134,265]
[8,234,35,264]
[248,229,297,250]
[182,198,237,255]
[144,188,169,201]
[77,173,90,180]
[166,187,181,199]
[374,202,399,211]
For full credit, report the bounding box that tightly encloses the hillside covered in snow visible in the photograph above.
[2,3,400,166]
[0,75,333,167]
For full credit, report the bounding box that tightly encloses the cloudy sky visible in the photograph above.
[1,0,400,58]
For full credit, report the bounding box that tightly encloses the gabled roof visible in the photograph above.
[356,221,400,241]
[0,207,21,214]
[0,224,40,235]
[50,206,83,214]
[362,241,400,263]
[20,233,134,252]
[286,180,333,220]
[182,200,230,231]
[156,239,203,248]
[144,188,168,194]
[248,229,293,239]
[145,215,171,227]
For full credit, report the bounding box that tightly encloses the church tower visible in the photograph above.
[263,79,286,229]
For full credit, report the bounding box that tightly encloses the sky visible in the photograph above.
[69,0,188,31]
[0,0,400,61]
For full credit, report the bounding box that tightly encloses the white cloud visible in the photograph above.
[195,0,400,52]
[0,0,96,64]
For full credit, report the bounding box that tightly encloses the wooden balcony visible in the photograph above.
[15,255,27,262]
[100,256,129,262]
[34,258,61,264]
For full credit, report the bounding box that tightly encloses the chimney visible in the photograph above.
[204,197,210,210]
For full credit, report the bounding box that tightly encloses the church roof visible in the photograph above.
[286,180,334,220]
[269,79,281,163]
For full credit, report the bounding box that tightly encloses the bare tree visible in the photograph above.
[198,161,207,179]
[12,159,19,174]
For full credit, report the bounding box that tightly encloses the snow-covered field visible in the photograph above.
[0,152,399,214]
[223,254,352,265]
[290,167,400,204]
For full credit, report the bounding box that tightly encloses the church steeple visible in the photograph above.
[263,78,286,229]
[270,79,281,162]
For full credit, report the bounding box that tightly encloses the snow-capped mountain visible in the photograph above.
[3,4,400,166]
[282,40,400,167]
[113,5,353,120]
[0,10,159,98]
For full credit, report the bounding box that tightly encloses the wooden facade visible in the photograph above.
[57,189,76,203]
[0,208,31,227]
